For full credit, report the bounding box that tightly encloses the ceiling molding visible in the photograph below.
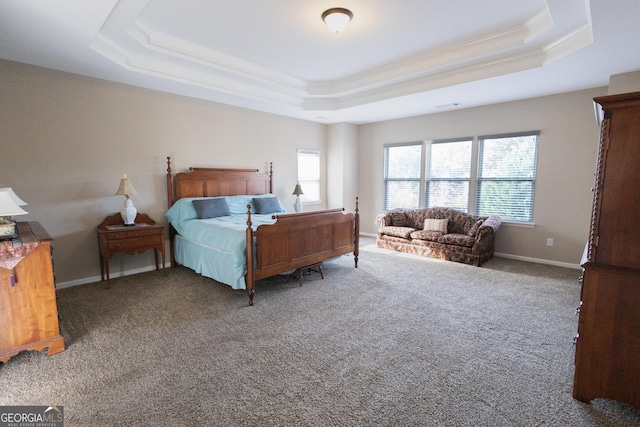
[86,0,596,119]
[308,7,555,97]
[128,20,309,93]
[543,24,593,63]
[304,49,549,111]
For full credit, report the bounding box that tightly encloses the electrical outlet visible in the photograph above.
[546,238,554,247]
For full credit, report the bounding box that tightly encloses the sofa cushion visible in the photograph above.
[410,230,443,241]
[389,210,407,227]
[424,218,448,233]
[437,233,476,248]
[467,219,484,237]
[380,226,415,239]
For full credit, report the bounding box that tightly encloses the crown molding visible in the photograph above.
[91,34,304,106]
[543,23,593,63]
[304,49,548,111]
[91,2,592,114]
[308,7,554,97]
[128,20,308,94]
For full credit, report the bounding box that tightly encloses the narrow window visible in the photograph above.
[297,149,321,203]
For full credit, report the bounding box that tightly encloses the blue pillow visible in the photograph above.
[192,198,231,219]
[253,196,282,214]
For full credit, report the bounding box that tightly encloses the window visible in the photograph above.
[297,149,320,203]
[382,131,539,222]
[383,143,422,210]
[425,139,472,210]
[476,132,539,222]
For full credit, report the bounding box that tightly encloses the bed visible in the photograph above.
[165,156,359,305]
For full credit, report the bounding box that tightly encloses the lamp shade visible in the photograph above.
[292,184,304,196]
[115,174,137,196]
[0,188,27,206]
[0,192,28,217]
[322,8,353,34]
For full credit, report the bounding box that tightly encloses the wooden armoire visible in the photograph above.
[573,91,640,409]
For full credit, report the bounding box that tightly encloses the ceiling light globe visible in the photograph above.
[322,8,353,34]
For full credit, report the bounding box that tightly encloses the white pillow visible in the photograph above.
[424,218,448,233]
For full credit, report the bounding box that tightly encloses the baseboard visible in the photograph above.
[494,252,582,270]
[56,263,171,289]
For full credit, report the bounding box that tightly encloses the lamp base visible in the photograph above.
[0,220,17,240]
[293,196,302,213]
[121,198,137,226]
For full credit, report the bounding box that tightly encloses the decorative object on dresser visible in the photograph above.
[573,91,640,410]
[165,156,359,306]
[97,212,166,288]
[292,183,304,212]
[0,189,28,239]
[0,221,65,363]
[114,173,137,226]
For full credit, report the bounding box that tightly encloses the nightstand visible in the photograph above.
[97,213,165,287]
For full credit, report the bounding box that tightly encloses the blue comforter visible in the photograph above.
[166,195,285,290]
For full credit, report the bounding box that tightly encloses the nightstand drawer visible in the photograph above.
[106,228,161,240]
[107,235,162,251]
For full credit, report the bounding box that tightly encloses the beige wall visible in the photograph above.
[327,123,359,211]
[357,88,607,267]
[1,58,615,285]
[608,70,640,94]
[1,60,326,285]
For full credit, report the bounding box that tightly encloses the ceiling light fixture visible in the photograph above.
[322,8,353,35]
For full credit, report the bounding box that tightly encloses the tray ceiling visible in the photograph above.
[1,0,639,123]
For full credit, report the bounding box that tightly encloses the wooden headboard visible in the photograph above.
[166,156,273,207]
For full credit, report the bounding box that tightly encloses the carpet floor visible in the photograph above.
[1,238,640,426]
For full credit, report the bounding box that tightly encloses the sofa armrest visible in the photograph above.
[376,213,392,231]
[476,215,502,239]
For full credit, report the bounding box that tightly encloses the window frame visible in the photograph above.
[296,148,321,204]
[383,142,424,210]
[382,131,539,223]
[476,131,539,222]
[425,137,474,211]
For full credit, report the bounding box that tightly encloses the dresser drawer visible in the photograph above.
[107,235,162,251]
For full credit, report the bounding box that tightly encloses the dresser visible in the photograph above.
[573,91,640,409]
[0,222,65,363]
[97,212,165,287]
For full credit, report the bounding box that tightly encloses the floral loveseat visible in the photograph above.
[376,207,502,266]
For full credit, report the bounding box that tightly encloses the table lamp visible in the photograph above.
[292,183,304,213]
[115,174,137,226]
[0,189,28,239]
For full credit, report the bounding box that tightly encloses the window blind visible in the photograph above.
[383,143,422,210]
[476,132,539,221]
[425,139,472,211]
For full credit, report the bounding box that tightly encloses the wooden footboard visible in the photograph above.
[245,199,359,305]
